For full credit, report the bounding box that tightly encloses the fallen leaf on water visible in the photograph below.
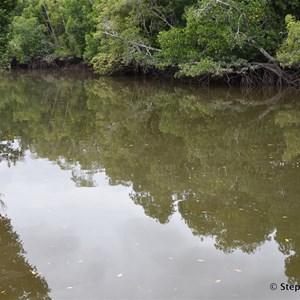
[234,269,242,273]
[215,279,222,283]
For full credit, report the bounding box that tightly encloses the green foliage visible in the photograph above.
[85,0,155,73]
[84,0,199,74]
[157,27,198,65]
[0,0,17,67]
[271,0,300,19]
[1,0,300,78]
[176,59,222,77]
[4,0,92,64]
[157,0,281,77]
[277,15,300,67]
[59,0,92,55]
[8,15,50,63]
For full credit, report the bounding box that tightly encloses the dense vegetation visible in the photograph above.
[0,0,300,84]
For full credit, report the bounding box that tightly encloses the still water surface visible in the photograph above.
[0,73,300,299]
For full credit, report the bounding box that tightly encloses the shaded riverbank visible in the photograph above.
[8,57,300,88]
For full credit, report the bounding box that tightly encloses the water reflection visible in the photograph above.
[0,139,51,299]
[0,214,50,299]
[1,74,300,286]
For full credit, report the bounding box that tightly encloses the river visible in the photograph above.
[0,72,300,299]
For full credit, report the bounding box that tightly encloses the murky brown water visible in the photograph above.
[1,73,300,299]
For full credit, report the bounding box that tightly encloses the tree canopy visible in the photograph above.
[0,0,300,80]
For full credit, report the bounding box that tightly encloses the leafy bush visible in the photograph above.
[277,15,300,67]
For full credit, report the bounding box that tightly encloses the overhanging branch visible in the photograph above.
[102,31,162,53]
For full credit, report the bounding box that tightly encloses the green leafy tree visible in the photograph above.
[61,0,91,56]
[157,0,281,77]
[85,0,198,74]
[0,0,18,67]
[8,15,50,63]
[6,0,92,64]
[277,15,300,67]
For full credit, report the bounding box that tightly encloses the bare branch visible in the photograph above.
[102,31,162,53]
[252,43,276,63]
[149,4,174,29]
[42,1,60,47]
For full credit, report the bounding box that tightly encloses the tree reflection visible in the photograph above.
[0,132,51,299]
[1,74,300,283]
[0,140,24,167]
[0,216,51,299]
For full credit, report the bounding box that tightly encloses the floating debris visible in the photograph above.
[117,273,123,278]
[215,279,222,283]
